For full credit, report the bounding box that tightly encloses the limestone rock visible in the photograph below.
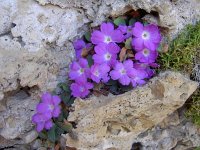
[66,71,198,150]
[36,0,200,38]
[131,108,200,150]
[0,91,39,140]
[23,130,38,144]
[0,0,17,35]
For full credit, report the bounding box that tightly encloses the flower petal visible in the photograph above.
[107,43,120,54]
[44,120,53,130]
[36,103,48,114]
[41,92,52,103]
[101,22,114,35]
[144,40,156,51]
[36,122,45,132]
[132,22,144,37]
[111,30,124,43]
[73,39,86,50]
[91,30,105,45]
[52,106,61,118]
[52,95,61,106]
[132,38,144,50]
[79,58,88,68]
[119,75,131,85]
[94,44,106,55]
[110,70,121,80]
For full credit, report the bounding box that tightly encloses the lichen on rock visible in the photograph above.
[66,71,198,150]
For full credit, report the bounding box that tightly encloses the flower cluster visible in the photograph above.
[32,92,61,132]
[69,20,161,98]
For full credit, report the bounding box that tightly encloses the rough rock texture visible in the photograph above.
[36,0,200,37]
[130,109,200,150]
[66,71,198,150]
[0,0,199,149]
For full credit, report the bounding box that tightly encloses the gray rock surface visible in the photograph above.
[131,109,200,150]
[0,91,38,140]
[66,71,198,150]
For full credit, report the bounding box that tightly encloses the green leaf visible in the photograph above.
[58,83,70,92]
[38,131,47,139]
[114,17,126,26]
[125,37,132,49]
[109,85,118,94]
[60,92,71,104]
[120,84,133,92]
[87,55,93,67]
[55,124,65,136]
[105,79,118,86]
[47,125,56,142]
[56,122,73,132]
[57,111,64,122]
[66,97,75,107]
[129,18,136,26]
[143,21,149,26]
[84,31,91,42]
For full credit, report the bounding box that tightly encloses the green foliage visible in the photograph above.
[125,37,132,49]
[129,18,136,26]
[157,22,200,74]
[194,147,200,150]
[185,89,200,126]
[84,31,91,42]
[157,22,200,127]
[87,54,94,67]
[114,17,126,26]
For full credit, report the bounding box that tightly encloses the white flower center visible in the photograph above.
[94,70,99,77]
[80,87,84,92]
[104,36,112,44]
[143,49,150,57]
[120,68,126,75]
[104,52,111,61]
[48,104,54,111]
[142,31,150,40]
[78,68,84,75]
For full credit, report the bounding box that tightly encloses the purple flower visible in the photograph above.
[37,92,61,118]
[133,63,155,78]
[117,25,133,39]
[90,63,110,83]
[135,48,158,63]
[73,39,92,59]
[32,114,53,132]
[92,43,120,66]
[132,22,161,51]
[70,81,93,98]
[32,92,61,132]
[110,60,135,85]
[130,69,148,87]
[91,22,124,45]
[69,58,90,82]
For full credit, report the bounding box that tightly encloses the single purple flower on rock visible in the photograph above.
[117,25,133,39]
[69,58,90,82]
[91,22,124,45]
[32,113,53,132]
[37,92,61,118]
[135,48,158,63]
[130,69,148,87]
[73,39,92,59]
[92,43,120,66]
[70,81,93,98]
[90,63,110,83]
[132,22,161,51]
[110,60,135,85]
